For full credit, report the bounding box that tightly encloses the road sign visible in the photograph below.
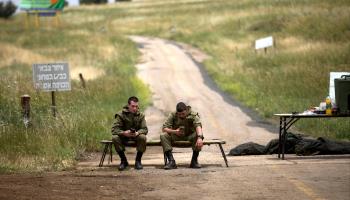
[255,36,273,50]
[33,62,71,91]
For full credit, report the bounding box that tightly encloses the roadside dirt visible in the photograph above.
[1,151,349,200]
[1,36,349,200]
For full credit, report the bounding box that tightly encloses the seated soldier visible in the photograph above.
[160,102,204,170]
[111,96,148,171]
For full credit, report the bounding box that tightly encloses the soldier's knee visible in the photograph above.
[137,134,147,142]
[112,135,121,143]
[160,133,169,141]
[112,135,124,152]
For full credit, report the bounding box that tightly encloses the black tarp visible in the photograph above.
[228,132,350,156]
[229,142,266,156]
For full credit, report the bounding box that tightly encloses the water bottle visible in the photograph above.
[325,96,332,115]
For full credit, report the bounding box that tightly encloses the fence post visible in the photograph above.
[79,73,86,88]
[20,94,31,127]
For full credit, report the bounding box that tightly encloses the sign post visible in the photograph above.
[51,91,56,117]
[20,0,65,28]
[255,36,274,54]
[33,62,71,117]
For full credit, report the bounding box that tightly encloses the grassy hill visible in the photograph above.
[0,0,349,172]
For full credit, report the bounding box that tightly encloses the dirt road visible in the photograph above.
[1,36,349,200]
[130,36,277,148]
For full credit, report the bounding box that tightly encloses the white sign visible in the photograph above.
[329,72,350,103]
[255,36,274,50]
[33,62,71,92]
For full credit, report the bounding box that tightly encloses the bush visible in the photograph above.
[0,1,17,19]
[80,0,107,5]
[79,0,131,4]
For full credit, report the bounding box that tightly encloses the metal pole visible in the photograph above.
[51,91,56,117]
[278,117,282,158]
[282,117,287,160]
[35,10,39,28]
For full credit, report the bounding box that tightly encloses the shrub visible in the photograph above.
[80,0,107,5]
[80,0,131,4]
[0,1,17,19]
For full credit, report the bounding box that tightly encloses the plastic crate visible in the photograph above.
[335,75,350,114]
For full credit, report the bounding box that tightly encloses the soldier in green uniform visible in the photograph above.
[111,96,148,171]
[161,102,204,170]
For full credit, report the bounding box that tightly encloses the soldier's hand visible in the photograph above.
[130,132,136,137]
[123,130,134,138]
[174,128,184,136]
[196,138,203,149]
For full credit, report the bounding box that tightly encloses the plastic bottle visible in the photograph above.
[325,96,332,115]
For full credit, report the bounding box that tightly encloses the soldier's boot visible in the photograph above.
[164,150,177,170]
[190,151,201,168]
[117,151,129,171]
[135,151,143,170]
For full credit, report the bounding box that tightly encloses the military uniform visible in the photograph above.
[160,106,202,152]
[111,105,148,153]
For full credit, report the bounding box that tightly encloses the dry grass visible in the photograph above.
[70,67,105,80]
[0,42,48,68]
[279,37,339,54]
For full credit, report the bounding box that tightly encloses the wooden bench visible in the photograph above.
[99,139,229,167]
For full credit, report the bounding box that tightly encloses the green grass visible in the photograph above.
[109,0,350,139]
[0,12,150,172]
[1,0,349,172]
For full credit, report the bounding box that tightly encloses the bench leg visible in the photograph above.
[218,144,229,167]
[110,143,113,163]
[99,143,109,167]
[108,143,113,164]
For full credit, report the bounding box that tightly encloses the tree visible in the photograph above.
[0,1,17,19]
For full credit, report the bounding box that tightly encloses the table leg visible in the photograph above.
[278,117,282,158]
[282,117,287,160]
[281,117,300,160]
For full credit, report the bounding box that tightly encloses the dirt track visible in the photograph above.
[1,37,349,200]
[130,36,277,148]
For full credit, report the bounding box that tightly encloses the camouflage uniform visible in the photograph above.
[111,105,148,153]
[160,106,202,152]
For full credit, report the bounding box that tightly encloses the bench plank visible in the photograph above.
[101,139,225,146]
[99,139,228,167]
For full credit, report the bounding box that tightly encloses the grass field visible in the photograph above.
[110,0,350,138]
[0,0,349,172]
[0,11,150,171]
